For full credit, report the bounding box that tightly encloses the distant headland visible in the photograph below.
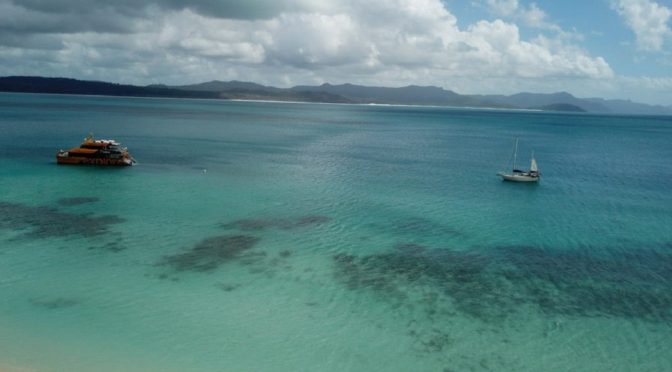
[1,76,670,115]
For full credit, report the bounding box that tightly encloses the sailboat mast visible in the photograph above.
[512,138,518,171]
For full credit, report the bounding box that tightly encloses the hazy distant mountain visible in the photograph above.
[170,81,505,108]
[583,97,672,115]
[168,80,282,93]
[476,92,610,113]
[164,80,351,103]
[289,83,491,107]
[165,80,671,114]
[2,76,671,115]
[0,76,218,99]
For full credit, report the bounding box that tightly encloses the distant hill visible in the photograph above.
[288,83,492,107]
[0,76,218,99]
[1,76,671,115]
[157,80,352,103]
[477,92,610,112]
[162,80,282,94]
[166,80,671,114]
[167,81,500,107]
[582,97,672,115]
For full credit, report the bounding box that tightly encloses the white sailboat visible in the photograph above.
[498,139,540,182]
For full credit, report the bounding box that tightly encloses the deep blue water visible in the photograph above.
[1,93,671,371]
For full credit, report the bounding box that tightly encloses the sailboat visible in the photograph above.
[497,139,540,182]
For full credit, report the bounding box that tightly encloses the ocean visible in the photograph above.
[1,92,671,371]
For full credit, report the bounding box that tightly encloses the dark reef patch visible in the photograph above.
[333,243,672,323]
[498,246,672,320]
[295,215,331,226]
[56,197,100,207]
[415,328,453,353]
[391,216,462,237]
[30,297,80,310]
[89,241,127,252]
[159,235,260,272]
[333,245,501,320]
[216,282,242,292]
[0,201,124,239]
[221,215,331,231]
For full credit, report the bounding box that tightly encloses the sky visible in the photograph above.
[1,0,671,105]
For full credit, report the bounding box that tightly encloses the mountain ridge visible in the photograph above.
[1,76,670,115]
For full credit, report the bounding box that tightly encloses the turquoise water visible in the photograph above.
[1,92,672,371]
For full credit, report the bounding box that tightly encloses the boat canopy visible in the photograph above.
[67,148,99,154]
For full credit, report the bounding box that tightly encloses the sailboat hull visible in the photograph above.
[498,172,539,182]
[498,139,540,182]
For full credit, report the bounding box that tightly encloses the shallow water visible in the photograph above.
[1,93,672,371]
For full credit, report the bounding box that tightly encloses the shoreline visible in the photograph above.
[231,98,545,111]
[7,91,667,117]
[0,91,549,113]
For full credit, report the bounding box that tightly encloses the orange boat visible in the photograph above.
[57,133,136,166]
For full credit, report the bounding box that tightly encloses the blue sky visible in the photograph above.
[0,0,671,105]
[449,0,671,78]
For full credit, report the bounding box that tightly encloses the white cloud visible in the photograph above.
[588,75,672,104]
[486,0,519,17]
[265,13,369,67]
[612,0,672,51]
[0,0,613,96]
[485,0,559,32]
[520,3,547,28]
[459,21,610,79]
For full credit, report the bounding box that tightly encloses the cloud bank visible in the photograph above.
[0,0,668,104]
[612,0,671,52]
